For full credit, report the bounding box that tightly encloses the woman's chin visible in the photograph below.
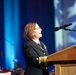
[40,35,42,37]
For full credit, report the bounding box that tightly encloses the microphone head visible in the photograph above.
[54,23,72,31]
[69,23,72,25]
[54,27,60,31]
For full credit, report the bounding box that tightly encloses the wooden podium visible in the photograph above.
[46,45,76,75]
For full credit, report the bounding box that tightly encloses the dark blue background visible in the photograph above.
[0,0,55,71]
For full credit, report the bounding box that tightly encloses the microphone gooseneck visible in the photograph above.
[54,23,72,31]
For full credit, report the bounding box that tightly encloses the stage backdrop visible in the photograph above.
[0,0,55,71]
[54,0,76,51]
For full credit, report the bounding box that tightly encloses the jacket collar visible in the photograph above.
[30,40,45,52]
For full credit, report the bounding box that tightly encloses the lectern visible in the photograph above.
[46,45,76,75]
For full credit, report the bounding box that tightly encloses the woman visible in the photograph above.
[22,22,49,75]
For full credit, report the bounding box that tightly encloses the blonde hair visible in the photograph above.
[24,22,37,40]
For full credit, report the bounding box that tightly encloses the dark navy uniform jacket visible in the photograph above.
[22,40,49,75]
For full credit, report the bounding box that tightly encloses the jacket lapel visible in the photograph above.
[30,40,45,52]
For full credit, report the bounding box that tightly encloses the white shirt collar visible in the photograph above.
[32,39,40,44]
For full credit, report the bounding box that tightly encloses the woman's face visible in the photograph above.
[33,24,42,39]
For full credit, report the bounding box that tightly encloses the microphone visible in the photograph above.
[54,23,72,31]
